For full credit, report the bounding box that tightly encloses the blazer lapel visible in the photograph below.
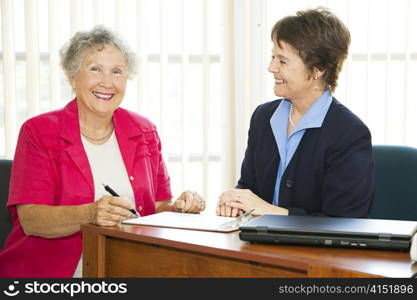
[262,126,280,204]
[60,100,95,195]
[113,109,143,175]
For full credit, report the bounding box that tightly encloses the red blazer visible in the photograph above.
[0,99,172,277]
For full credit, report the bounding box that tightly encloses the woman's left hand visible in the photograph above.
[173,190,205,213]
[218,188,288,216]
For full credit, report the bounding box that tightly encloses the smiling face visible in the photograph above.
[268,41,320,102]
[70,44,128,119]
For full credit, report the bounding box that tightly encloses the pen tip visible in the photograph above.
[102,183,106,187]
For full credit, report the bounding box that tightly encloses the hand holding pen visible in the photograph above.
[102,183,138,216]
[89,184,139,227]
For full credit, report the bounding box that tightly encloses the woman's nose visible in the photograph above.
[268,60,278,74]
[99,73,113,88]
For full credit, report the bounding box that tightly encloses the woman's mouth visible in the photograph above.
[92,92,114,101]
[275,79,286,85]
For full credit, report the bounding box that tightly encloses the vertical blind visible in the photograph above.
[0,0,232,212]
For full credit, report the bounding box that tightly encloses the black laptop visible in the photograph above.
[239,215,417,251]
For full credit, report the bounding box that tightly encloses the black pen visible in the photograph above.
[102,183,139,216]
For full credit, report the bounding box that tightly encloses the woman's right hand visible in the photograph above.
[89,195,133,226]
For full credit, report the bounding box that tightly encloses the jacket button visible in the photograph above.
[285,179,293,188]
[129,176,134,181]
[138,206,143,211]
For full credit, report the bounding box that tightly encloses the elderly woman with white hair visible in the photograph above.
[0,26,204,277]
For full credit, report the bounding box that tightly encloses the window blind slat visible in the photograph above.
[159,0,168,138]
[222,0,236,190]
[384,0,391,143]
[180,0,190,192]
[1,0,17,158]
[48,0,61,109]
[404,0,412,144]
[115,0,126,33]
[93,0,104,25]
[202,0,210,201]
[136,0,146,114]
[70,0,82,35]
[25,0,40,117]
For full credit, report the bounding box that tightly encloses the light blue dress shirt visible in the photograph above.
[270,90,333,206]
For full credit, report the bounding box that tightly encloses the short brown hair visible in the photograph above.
[271,8,350,92]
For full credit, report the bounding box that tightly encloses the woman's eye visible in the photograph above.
[280,60,286,64]
[113,69,123,75]
[90,66,100,72]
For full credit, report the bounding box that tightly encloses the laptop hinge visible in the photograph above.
[255,226,269,234]
[378,233,392,241]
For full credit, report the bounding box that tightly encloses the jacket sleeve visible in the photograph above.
[288,124,374,217]
[8,122,57,209]
[154,130,173,202]
[236,106,260,194]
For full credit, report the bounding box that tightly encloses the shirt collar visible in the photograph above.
[289,89,332,135]
[270,90,332,139]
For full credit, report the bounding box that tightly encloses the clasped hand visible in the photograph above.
[216,188,288,217]
[216,188,265,217]
[172,190,205,213]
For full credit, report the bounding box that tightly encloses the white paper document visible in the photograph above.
[122,212,243,232]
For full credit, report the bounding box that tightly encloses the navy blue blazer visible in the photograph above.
[237,98,374,217]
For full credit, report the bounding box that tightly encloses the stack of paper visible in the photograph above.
[122,212,241,232]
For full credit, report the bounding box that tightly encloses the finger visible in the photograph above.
[109,196,134,210]
[216,204,221,216]
[225,203,232,217]
[98,200,131,218]
[231,207,239,217]
[227,201,245,211]
[96,211,125,225]
[174,199,186,212]
[182,191,194,212]
[184,193,198,213]
[219,190,234,205]
[95,195,112,208]
[96,219,119,227]
[193,192,203,211]
[197,196,206,212]
[220,204,226,217]
[103,211,129,222]
[107,205,131,217]
[190,192,203,213]
[216,198,224,210]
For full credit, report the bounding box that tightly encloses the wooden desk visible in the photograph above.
[82,223,417,278]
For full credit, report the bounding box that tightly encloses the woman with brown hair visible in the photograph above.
[217,8,374,218]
